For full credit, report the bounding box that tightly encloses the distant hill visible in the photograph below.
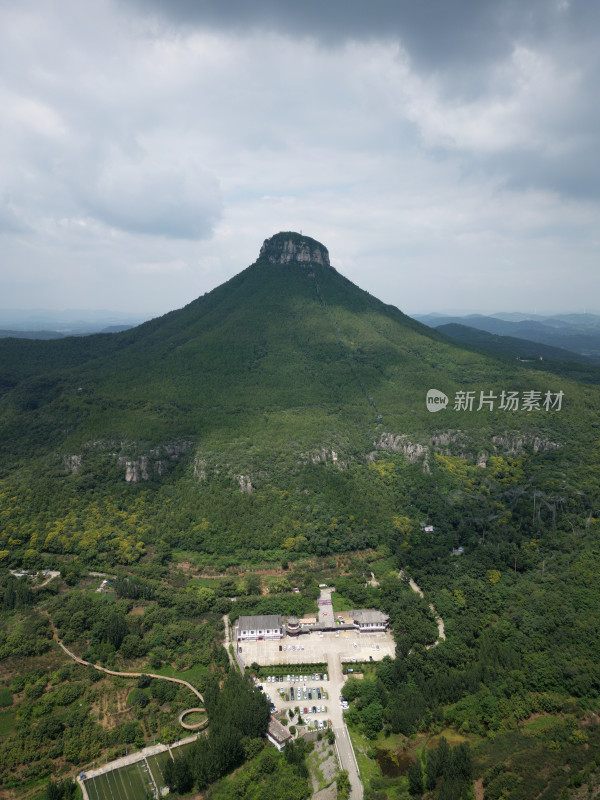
[436,323,600,385]
[0,329,66,340]
[0,309,152,337]
[414,312,600,361]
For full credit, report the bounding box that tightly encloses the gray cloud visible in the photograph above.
[82,159,222,240]
[129,0,599,78]
[0,0,598,314]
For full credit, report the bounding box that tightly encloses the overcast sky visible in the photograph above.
[1,0,599,317]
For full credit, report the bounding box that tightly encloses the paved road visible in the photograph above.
[326,645,363,800]
[317,587,334,624]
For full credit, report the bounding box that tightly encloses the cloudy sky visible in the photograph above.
[1,0,599,317]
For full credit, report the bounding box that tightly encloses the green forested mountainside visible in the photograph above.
[0,232,598,569]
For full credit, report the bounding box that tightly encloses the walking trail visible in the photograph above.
[45,612,207,728]
[399,570,446,647]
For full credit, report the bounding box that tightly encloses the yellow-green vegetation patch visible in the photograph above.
[426,728,472,748]
[522,715,561,736]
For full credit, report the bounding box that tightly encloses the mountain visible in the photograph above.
[414,312,600,361]
[1,232,583,469]
[0,232,598,563]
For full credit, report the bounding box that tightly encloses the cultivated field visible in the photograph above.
[84,760,155,800]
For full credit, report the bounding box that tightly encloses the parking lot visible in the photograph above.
[242,628,394,800]
[237,628,395,668]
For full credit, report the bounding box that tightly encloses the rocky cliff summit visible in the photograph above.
[259,231,330,268]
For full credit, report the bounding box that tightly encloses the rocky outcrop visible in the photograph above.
[259,232,330,268]
[194,458,207,481]
[63,454,83,474]
[236,474,253,494]
[113,440,192,483]
[376,433,428,462]
[491,435,561,455]
[300,447,347,468]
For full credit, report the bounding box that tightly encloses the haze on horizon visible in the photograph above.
[1,0,599,317]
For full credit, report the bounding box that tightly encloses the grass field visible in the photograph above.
[146,751,172,792]
[172,741,195,760]
[84,759,155,800]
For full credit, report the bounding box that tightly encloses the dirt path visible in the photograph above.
[399,570,446,647]
[222,613,237,670]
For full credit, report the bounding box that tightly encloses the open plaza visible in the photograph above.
[237,627,395,667]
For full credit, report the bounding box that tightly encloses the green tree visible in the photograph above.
[106,609,127,649]
[407,758,424,797]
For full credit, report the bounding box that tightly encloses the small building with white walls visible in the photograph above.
[236,614,284,641]
[350,609,389,632]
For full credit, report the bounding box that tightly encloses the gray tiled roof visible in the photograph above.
[237,614,283,630]
[351,610,388,624]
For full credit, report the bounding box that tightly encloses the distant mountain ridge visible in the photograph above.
[414,312,600,361]
[0,308,153,337]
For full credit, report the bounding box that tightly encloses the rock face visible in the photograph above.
[114,440,192,483]
[64,455,83,474]
[259,232,330,268]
